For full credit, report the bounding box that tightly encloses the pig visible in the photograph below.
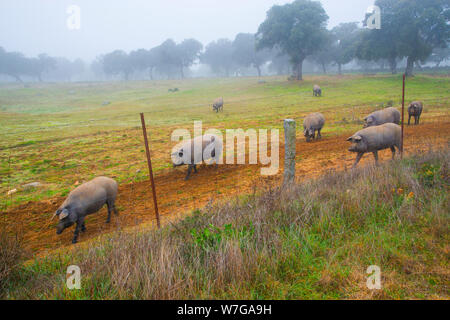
[52,176,118,244]
[347,123,401,168]
[313,85,322,97]
[364,107,400,128]
[172,134,223,180]
[408,101,423,125]
[303,112,325,142]
[212,97,223,112]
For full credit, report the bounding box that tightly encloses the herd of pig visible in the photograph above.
[52,84,424,244]
[305,84,423,168]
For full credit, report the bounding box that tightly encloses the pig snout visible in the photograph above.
[56,223,64,234]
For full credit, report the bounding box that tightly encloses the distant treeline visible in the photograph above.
[0,0,448,82]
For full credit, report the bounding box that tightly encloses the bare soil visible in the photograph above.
[1,122,449,255]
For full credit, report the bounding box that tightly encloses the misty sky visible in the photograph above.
[0,0,375,62]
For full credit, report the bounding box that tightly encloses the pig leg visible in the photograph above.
[107,199,118,216]
[185,165,193,180]
[317,129,322,139]
[212,149,218,168]
[193,164,198,173]
[372,151,379,165]
[415,116,419,125]
[390,146,396,159]
[72,218,84,244]
[352,152,364,168]
[312,130,316,140]
[106,201,112,223]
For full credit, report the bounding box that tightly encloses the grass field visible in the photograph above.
[1,74,449,208]
[0,73,449,299]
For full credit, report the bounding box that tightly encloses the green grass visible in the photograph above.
[1,74,449,208]
[2,150,448,299]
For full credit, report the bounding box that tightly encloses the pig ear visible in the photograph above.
[59,208,69,220]
[346,136,352,142]
[354,135,362,141]
[51,209,61,220]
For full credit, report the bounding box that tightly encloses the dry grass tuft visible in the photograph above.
[0,227,26,297]
[3,149,450,299]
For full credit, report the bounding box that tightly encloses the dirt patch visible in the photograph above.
[1,122,449,255]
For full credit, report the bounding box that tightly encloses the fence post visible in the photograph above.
[401,74,406,159]
[283,119,296,186]
[140,113,161,228]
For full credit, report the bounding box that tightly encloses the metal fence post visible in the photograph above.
[140,113,161,228]
[401,74,406,158]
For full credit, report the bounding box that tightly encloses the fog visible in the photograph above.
[0,0,374,62]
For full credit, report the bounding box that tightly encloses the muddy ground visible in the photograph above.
[1,122,449,255]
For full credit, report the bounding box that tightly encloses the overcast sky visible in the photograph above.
[0,0,375,62]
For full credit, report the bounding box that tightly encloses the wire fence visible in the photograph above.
[0,86,449,248]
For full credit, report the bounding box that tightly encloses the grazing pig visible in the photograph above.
[303,112,325,142]
[212,97,223,112]
[408,101,423,125]
[53,177,118,244]
[172,134,223,180]
[347,123,401,168]
[313,85,322,97]
[364,107,400,128]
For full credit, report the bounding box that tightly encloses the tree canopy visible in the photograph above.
[256,0,329,80]
[232,33,271,77]
[201,39,235,77]
[330,22,362,74]
[358,0,449,76]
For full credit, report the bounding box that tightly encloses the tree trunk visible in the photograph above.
[415,61,423,71]
[255,65,261,77]
[149,67,153,80]
[405,56,415,77]
[9,73,23,83]
[180,65,184,79]
[321,63,327,74]
[338,63,342,75]
[389,57,397,74]
[295,59,304,80]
